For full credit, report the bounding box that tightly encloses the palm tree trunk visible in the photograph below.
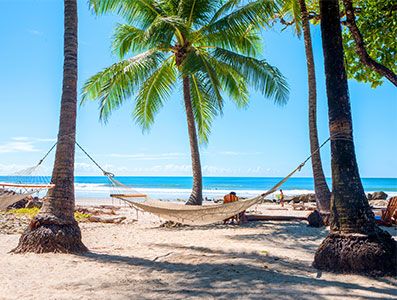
[298,0,331,219]
[313,0,396,276]
[183,76,203,205]
[13,0,87,253]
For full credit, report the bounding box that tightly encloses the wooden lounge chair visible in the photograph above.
[375,197,397,226]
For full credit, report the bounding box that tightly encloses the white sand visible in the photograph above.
[0,204,396,300]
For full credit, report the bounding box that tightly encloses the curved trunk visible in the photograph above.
[13,0,87,253]
[298,0,331,216]
[183,76,203,205]
[313,0,396,276]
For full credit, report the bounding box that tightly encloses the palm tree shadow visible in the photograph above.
[79,248,397,299]
[228,221,329,252]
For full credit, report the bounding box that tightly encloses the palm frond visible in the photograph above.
[189,74,218,143]
[200,0,276,37]
[207,55,249,107]
[89,0,161,28]
[133,57,177,130]
[213,48,289,104]
[112,24,150,58]
[177,0,218,27]
[208,0,242,24]
[182,50,224,111]
[195,23,262,56]
[145,15,188,44]
[279,0,302,36]
[81,50,164,121]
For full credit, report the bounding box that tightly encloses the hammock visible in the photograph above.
[76,138,330,226]
[0,143,57,210]
[110,161,303,226]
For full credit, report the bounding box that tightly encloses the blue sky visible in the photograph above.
[0,0,396,178]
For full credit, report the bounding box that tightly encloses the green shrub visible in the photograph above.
[7,207,91,221]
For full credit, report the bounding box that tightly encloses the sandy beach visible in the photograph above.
[0,203,396,300]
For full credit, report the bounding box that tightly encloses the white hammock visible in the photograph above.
[76,138,330,226]
[116,195,263,226]
[0,142,57,210]
[110,161,303,225]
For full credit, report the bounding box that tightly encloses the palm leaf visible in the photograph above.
[89,0,161,28]
[213,48,289,104]
[133,57,177,130]
[200,0,276,37]
[177,0,218,27]
[189,74,218,143]
[82,50,164,121]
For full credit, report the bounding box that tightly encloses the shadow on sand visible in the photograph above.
[79,241,397,300]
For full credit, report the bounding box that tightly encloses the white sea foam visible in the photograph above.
[73,183,397,201]
[74,183,314,200]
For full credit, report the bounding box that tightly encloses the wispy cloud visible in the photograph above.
[0,141,39,153]
[0,137,56,154]
[27,29,43,36]
[109,152,186,161]
[218,151,263,156]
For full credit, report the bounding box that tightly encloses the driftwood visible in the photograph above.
[88,216,126,223]
[75,206,117,216]
[246,214,307,222]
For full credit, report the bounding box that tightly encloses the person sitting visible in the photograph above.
[223,192,246,224]
[223,191,238,204]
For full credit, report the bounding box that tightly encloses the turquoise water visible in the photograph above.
[1,176,396,200]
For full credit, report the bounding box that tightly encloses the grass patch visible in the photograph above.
[75,212,91,221]
[8,207,40,218]
[7,208,91,221]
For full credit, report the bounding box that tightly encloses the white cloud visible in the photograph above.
[0,137,56,154]
[0,141,39,153]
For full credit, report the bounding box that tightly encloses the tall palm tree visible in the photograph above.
[83,0,289,205]
[313,0,396,276]
[13,0,87,253]
[279,0,331,218]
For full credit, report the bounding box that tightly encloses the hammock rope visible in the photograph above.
[0,141,58,210]
[75,138,331,225]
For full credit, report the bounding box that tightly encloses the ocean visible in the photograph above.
[2,176,396,200]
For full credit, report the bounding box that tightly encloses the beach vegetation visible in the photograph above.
[7,208,91,222]
[82,0,289,205]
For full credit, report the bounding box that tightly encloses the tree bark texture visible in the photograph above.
[298,0,331,218]
[182,77,203,205]
[313,0,396,276]
[13,0,87,254]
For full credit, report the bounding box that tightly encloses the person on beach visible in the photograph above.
[223,192,246,224]
[279,189,285,207]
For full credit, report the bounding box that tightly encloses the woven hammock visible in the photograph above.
[0,142,57,210]
[76,138,330,226]
[111,161,301,226]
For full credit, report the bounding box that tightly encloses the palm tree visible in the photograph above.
[279,0,331,219]
[313,0,396,276]
[83,0,289,205]
[13,0,87,253]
